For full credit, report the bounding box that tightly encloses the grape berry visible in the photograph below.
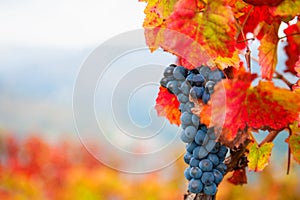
[159,64,228,196]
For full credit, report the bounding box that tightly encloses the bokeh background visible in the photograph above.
[0,1,299,199]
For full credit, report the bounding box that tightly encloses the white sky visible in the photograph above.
[0,0,145,48]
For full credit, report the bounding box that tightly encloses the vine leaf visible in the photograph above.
[200,69,257,142]
[201,0,237,58]
[285,125,300,164]
[143,0,238,68]
[155,86,181,126]
[227,168,247,185]
[284,20,300,75]
[271,0,300,18]
[246,81,300,130]
[200,70,300,145]
[248,142,274,172]
[295,55,300,77]
[243,0,283,7]
[258,22,280,80]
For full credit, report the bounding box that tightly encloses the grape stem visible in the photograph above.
[224,139,251,174]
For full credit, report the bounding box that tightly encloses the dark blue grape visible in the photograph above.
[203,183,217,195]
[199,124,208,132]
[191,115,200,127]
[180,130,194,143]
[185,126,197,139]
[184,152,193,164]
[199,66,211,79]
[189,157,200,167]
[197,146,209,159]
[202,90,211,104]
[163,66,174,78]
[188,179,203,194]
[216,163,227,175]
[208,69,225,82]
[180,81,191,95]
[186,141,197,153]
[192,74,205,86]
[184,102,194,113]
[201,172,215,186]
[186,74,194,82]
[213,169,223,184]
[199,159,213,172]
[180,112,192,125]
[207,128,217,140]
[160,77,170,88]
[178,93,189,103]
[179,103,186,112]
[167,81,180,94]
[205,81,215,94]
[207,154,219,167]
[195,129,206,145]
[189,167,202,179]
[203,138,216,153]
[184,167,192,180]
[173,66,187,80]
[210,142,220,154]
[190,86,204,99]
[217,146,228,159]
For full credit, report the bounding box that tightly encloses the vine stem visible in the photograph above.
[287,127,292,175]
[258,130,280,147]
[274,71,293,90]
[278,32,300,40]
[235,6,254,72]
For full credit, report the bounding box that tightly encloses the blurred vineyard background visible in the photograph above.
[0,131,299,200]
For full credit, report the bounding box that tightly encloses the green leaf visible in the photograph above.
[287,121,300,164]
[248,142,274,172]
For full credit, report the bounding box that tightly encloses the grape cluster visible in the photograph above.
[160,64,228,196]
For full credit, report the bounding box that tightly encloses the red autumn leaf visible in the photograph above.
[201,69,300,144]
[247,81,300,130]
[155,86,181,126]
[258,22,280,80]
[243,0,283,6]
[201,69,257,141]
[284,21,300,75]
[295,55,300,77]
[227,168,248,185]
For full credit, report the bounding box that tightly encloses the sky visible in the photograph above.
[0,0,145,48]
[0,0,153,138]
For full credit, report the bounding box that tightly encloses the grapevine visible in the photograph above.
[140,0,300,199]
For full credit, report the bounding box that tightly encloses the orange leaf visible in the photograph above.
[155,86,181,126]
[258,22,280,80]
